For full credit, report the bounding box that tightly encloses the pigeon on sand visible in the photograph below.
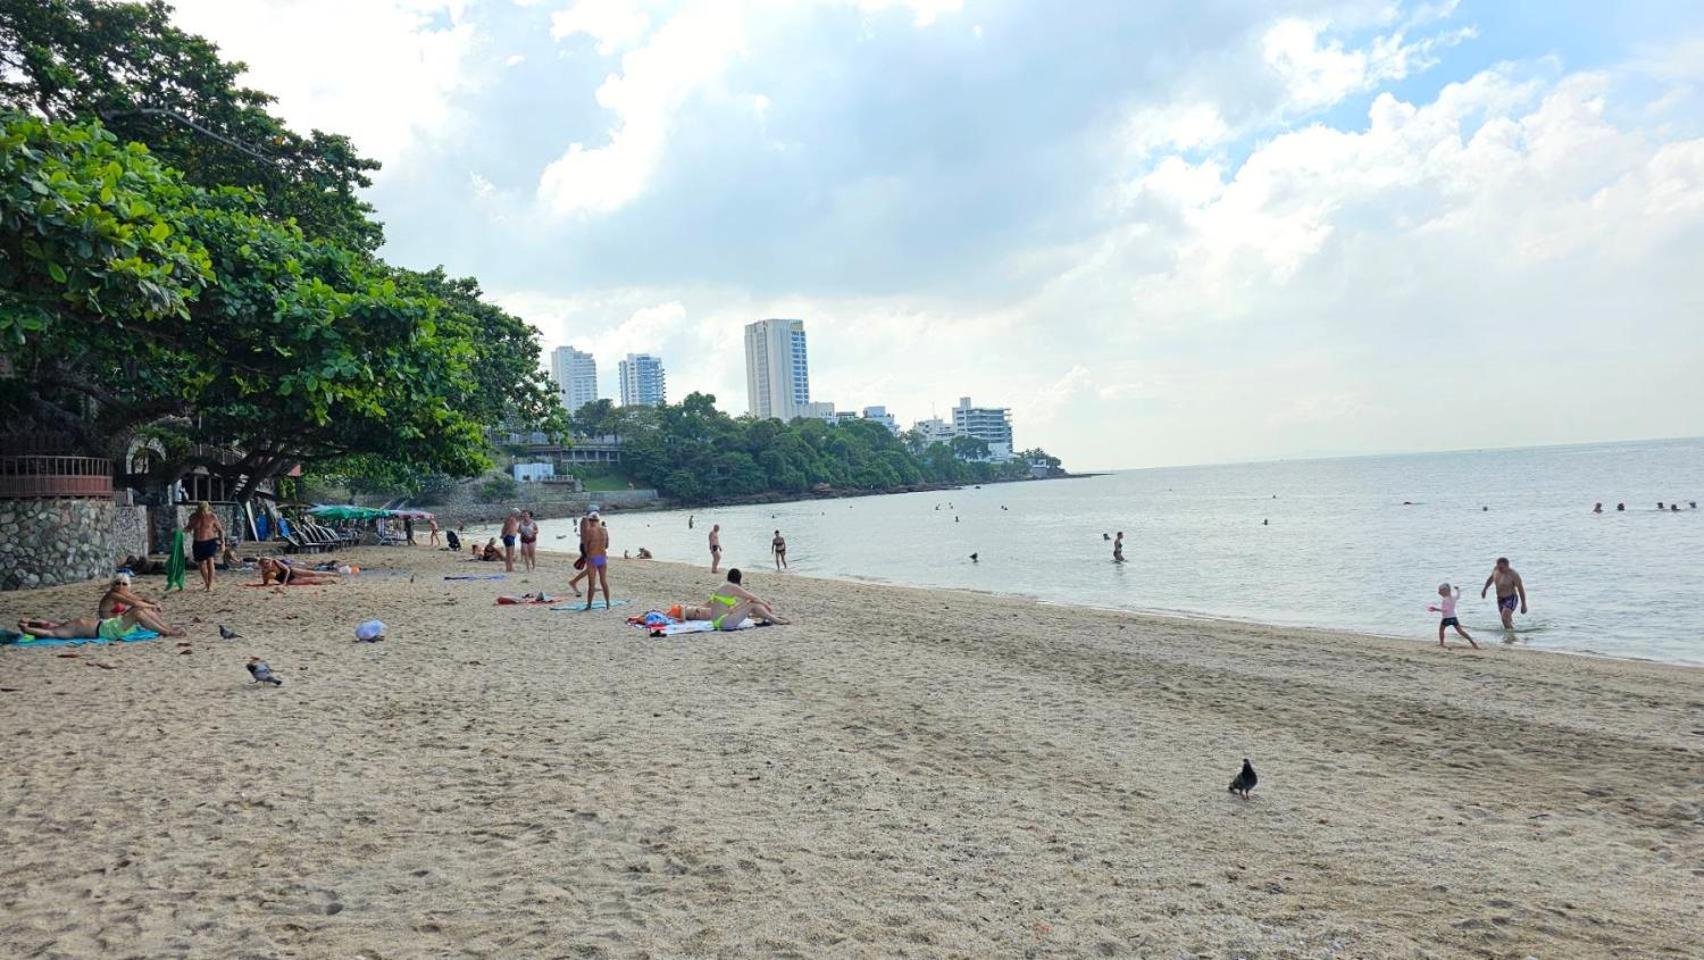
[218,625,240,639]
[246,658,283,686]
[1228,758,1257,799]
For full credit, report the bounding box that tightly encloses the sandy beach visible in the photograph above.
[2,547,1700,959]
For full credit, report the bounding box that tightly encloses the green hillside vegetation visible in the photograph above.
[569,397,1059,504]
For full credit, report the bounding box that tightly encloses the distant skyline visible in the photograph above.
[166,1,1704,470]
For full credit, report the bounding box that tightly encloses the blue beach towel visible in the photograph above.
[551,599,633,611]
[1,628,161,648]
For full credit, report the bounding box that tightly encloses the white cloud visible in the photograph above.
[505,53,527,66]
[550,0,653,54]
[167,0,478,168]
[1262,16,1475,114]
[855,0,963,28]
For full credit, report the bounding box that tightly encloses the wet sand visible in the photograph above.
[2,548,1700,958]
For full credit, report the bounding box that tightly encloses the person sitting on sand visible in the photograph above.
[256,557,337,586]
[478,538,502,562]
[704,569,789,631]
[19,604,185,640]
[98,573,163,619]
[636,547,653,560]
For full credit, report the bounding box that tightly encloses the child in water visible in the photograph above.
[1428,582,1478,649]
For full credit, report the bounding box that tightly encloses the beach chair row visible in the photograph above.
[280,521,358,554]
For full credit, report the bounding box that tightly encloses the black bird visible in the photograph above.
[218,625,240,640]
[1229,758,1257,799]
[246,659,283,686]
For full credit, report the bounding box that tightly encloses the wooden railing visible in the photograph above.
[0,456,114,499]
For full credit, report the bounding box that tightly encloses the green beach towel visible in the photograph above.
[166,529,187,592]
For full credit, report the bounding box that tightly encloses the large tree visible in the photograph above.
[0,112,563,496]
[0,0,382,250]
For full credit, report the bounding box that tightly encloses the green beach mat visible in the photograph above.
[166,529,186,592]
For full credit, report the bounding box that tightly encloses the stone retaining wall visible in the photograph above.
[113,504,150,558]
[0,497,115,591]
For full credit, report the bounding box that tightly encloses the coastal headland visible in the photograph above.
[2,548,1699,957]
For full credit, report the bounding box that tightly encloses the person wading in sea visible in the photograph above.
[1481,557,1528,630]
[709,524,722,573]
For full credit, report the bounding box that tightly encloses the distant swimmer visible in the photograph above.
[1658,502,1665,510]
[1482,506,1489,512]
[1692,501,1698,510]
[1262,518,1268,526]
[1672,503,1682,513]
[1102,532,1110,541]
[1481,557,1527,630]
[1112,532,1125,563]
[969,552,978,563]
[1617,502,1626,511]
[954,516,959,523]
[1592,502,1603,513]
[688,515,694,529]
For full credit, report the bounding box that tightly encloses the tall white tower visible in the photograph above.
[744,319,810,420]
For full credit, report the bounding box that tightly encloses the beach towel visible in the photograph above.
[550,599,633,611]
[445,574,507,581]
[1,628,161,648]
[165,530,186,592]
[649,619,758,636]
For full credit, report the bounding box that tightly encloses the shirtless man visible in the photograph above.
[500,509,520,573]
[1481,557,1528,629]
[1113,531,1125,563]
[185,501,225,592]
[582,512,611,610]
[708,524,722,574]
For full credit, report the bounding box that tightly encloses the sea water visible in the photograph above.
[503,437,1704,664]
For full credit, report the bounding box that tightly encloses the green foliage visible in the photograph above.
[0,111,565,495]
[609,392,1053,503]
[478,473,519,504]
[1,0,383,250]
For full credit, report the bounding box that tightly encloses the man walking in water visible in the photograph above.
[1113,531,1125,563]
[1481,557,1528,629]
[185,501,225,593]
[709,524,722,573]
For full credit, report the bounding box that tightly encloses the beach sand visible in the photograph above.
[2,548,1700,958]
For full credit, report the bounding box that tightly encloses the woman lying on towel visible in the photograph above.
[257,557,339,586]
[19,604,185,640]
[685,569,790,631]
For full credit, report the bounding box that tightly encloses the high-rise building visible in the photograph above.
[549,346,598,413]
[618,353,666,407]
[952,396,1014,460]
[744,319,812,420]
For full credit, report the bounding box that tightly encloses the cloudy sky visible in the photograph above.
[167,0,1704,470]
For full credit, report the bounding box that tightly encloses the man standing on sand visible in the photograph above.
[185,501,224,592]
[582,511,611,610]
[1481,557,1528,629]
[500,509,520,573]
[709,524,722,573]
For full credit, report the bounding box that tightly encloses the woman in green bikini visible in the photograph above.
[705,569,789,631]
[18,605,184,641]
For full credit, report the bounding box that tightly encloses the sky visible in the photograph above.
[165,0,1704,470]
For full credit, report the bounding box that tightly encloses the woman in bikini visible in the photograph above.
[98,573,163,619]
[702,569,789,631]
[256,557,338,586]
[518,511,540,572]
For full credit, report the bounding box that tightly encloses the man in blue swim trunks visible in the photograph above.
[581,511,611,610]
[500,509,520,573]
[1481,556,1528,629]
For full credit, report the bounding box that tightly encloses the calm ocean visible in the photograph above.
[496,437,1704,664]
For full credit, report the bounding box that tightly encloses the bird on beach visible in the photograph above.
[246,658,283,686]
[1228,758,1258,799]
[218,625,240,640]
